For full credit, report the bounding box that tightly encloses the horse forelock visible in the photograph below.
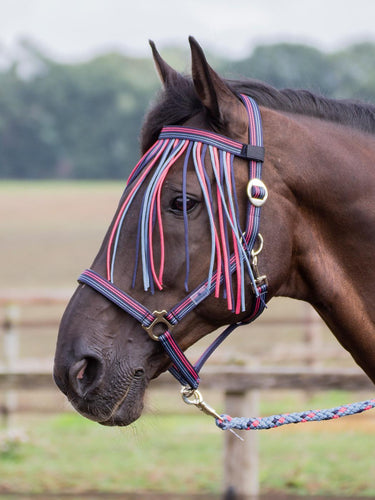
[140,77,204,153]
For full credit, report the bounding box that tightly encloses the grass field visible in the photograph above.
[1,181,375,497]
[1,180,123,289]
[1,395,375,497]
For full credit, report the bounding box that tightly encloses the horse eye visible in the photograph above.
[170,196,198,215]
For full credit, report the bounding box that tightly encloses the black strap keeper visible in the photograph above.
[240,144,265,162]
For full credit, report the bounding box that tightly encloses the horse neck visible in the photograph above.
[263,109,375,383]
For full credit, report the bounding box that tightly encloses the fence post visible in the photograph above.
[223,389,260,498]
[2,304,20,428]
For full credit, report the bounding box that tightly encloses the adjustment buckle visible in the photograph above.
[142,310,174,341]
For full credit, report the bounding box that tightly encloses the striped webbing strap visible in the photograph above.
[79,268,199,388]
[158,126,264,161]
[78,95,267,390]
[79,265,267,389]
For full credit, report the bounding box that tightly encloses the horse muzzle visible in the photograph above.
[53,351,149,426]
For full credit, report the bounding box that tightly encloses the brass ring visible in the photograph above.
[247,178,268,207]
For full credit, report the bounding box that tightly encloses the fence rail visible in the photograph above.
[1,292,374,498]
[0,365,373,392]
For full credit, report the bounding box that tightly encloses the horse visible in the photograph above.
[54,37,375,427]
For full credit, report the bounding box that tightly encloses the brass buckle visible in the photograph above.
[142,310,174,341]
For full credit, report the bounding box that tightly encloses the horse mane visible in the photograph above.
[141,76,375,152]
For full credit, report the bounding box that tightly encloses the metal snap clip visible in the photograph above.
[181,386,222,420]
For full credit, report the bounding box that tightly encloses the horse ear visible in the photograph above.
[149,40,184,88]
[189,36,244,131]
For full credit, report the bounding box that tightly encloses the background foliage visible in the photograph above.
[1,41,375,179]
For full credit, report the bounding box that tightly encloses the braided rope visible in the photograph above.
[216,398,375,431]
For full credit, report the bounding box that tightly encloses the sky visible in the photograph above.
[1,0,375,64]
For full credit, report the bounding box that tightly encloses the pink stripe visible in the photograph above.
[244,200,256,242]
[212,147,232,310]
[164,331,198,378]
[195,142,222,296]
[157,140,189,285]
[225,151,242,314]
[148,139,189,289]
[244,100,257,145]
[106,139,170,280]
[249,291,262,319]
[155,183,164,286]
[127,140,161,185]
[85,270,154,320]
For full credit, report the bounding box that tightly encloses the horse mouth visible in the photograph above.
[69,370,147,427]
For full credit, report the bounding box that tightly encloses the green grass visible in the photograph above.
[1,392,375,497]
[0,413,221,495]
[261,425,375,496]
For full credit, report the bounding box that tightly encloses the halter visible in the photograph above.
[78,95,268,392]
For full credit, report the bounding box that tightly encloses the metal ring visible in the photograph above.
[251,233,264,258]
[142,310,173,341]
[181,387,203,405]
[247,178,268,207]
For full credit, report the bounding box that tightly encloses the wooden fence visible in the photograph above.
[1,292,374,498]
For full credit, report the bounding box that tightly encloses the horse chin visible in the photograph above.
[98,395,145,427]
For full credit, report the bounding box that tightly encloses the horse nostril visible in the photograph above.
[69,356,103,398]
[134,368,145,379]
[76,359,88,380]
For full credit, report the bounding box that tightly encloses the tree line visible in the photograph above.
[1,40,375,179]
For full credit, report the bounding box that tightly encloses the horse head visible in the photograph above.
[53,38,296,426]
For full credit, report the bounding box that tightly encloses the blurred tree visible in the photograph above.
[225,43,343,97]
[0,42,160,179]
[1,41,375,179]
[330,43,375,102]
[234,44,326,89]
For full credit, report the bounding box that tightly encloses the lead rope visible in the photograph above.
[216,398,375,430]
[181,387,375,433]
